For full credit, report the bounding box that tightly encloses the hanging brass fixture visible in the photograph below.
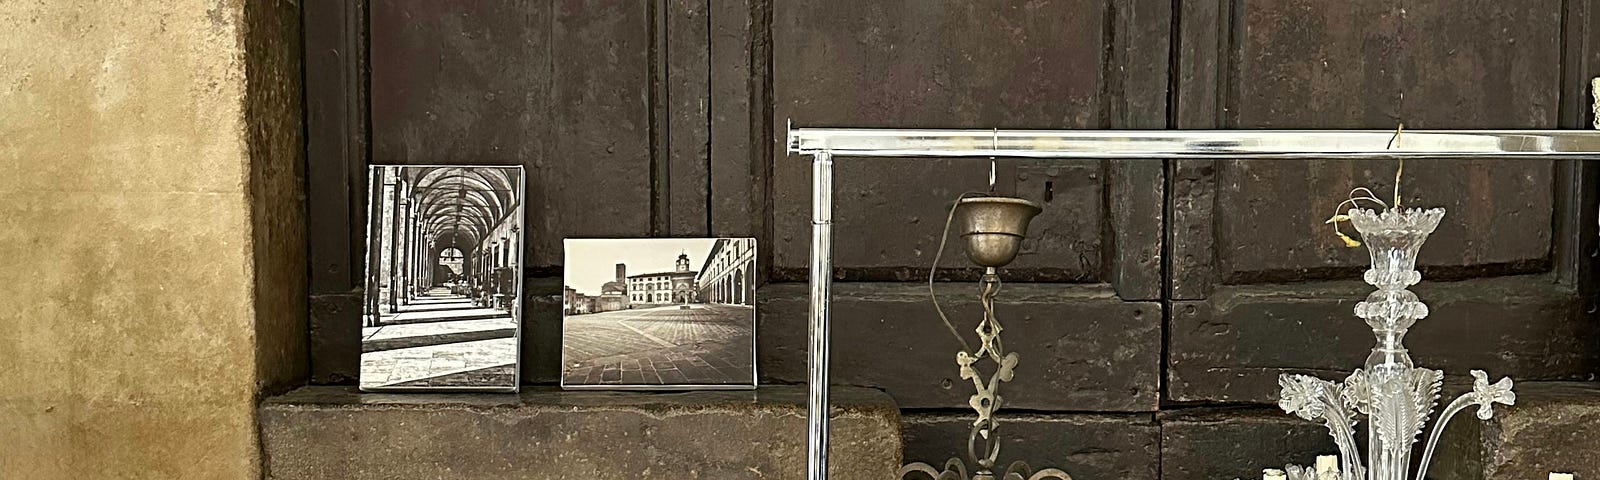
[953,196,1041,269]
[900,192,1068,480]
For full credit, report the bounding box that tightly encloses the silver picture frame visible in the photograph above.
[561,238,758,390]
[360,165,525,392]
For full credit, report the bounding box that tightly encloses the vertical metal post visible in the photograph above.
[806,151,834,480]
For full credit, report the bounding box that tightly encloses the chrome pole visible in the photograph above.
[787,128,1600,159]
[806,151,834,480]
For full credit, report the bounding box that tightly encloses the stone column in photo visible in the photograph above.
[399,193,412,304]
[0,0,306,477]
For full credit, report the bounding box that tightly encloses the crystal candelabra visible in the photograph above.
[1274,207,1516,480]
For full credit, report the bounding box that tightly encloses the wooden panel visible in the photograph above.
[772,0,1105,280]
[370,0,548,166]
[1158,408,1328,480]
[1172,0,1571,290]
[1110,160,1165,300]
[667,0,711,236]
[758,283,1162,412]
[1217,0,1560,280]
[370,0,654,268]
[304,0,368,384]
[303,0,368,295]
[772,0,1168,287]
[1166,159,1218,300]
[762,0,1169,413]
[1213,159,1553,284]
[776,157,1102,283]
[544,1,656,265]
[1105,0,1172,301]
[1168,277,1600,403]
[708,0,769,243]
[903,413,1160,480]
[1168,0,1594,402]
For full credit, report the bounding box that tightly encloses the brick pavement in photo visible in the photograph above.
[563,304,755,386]
[361,289,517,388]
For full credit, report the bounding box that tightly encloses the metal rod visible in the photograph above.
[788,128,1600,159]
[806,151,834,480]
[794,125,1600,480]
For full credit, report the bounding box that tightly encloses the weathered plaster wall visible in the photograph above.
[0,0,304,477]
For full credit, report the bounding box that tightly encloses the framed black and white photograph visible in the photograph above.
[562,238,757,389]
[360,165,524,392]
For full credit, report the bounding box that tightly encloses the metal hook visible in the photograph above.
[988,128,998,192]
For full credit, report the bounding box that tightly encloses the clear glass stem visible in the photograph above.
[1328,416,1362,480]
[1365,329,1415,480]
[1413,395,1474,480]
[1366,425,1411,480]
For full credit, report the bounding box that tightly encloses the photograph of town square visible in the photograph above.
[360,166,523,391]
[562,238,757,388]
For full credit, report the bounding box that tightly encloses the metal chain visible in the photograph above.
[961,272,1017,475]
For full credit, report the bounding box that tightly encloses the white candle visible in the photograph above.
[1315,455,1339,474]
[1550,473,1574,480]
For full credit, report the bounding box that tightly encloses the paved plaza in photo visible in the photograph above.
[563,304,755,386]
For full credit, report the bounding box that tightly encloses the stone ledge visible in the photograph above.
[260,385,901,480]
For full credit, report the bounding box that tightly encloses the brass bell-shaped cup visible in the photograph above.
[953,196,1042,269]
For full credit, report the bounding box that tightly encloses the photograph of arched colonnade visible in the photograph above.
[562,238,757,389]
[360,165,524,391]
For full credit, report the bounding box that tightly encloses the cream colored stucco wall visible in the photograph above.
[0,0,304,477]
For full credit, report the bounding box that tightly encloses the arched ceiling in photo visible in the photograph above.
[404,167,520,254]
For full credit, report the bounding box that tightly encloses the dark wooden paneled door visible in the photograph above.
[1168,0,1600,404]
[305,0,1600,410]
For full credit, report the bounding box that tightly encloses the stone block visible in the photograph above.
[1433,382,1600,480]
[260,385,901,480]
[902,412,1159,480]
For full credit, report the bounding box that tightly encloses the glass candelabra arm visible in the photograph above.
[1413,371,1515,480]
[1277,374,1366,480]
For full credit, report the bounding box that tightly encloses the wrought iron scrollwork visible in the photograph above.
[901,273,1071,480]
